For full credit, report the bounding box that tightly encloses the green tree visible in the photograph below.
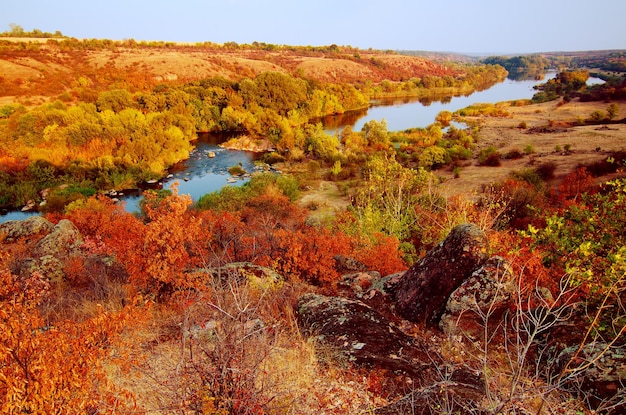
[362,119,391,149]
[607,103,619,120]
[96,89,136,113]
[350,153,430,248]
[239,72,308,116]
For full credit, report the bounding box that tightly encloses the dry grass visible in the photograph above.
[439,99,626,198]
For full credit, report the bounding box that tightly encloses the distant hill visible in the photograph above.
[0,38,459,106]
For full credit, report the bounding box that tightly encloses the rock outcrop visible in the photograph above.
[297,292,485,414]
[0,216,54,242]
[439,256,515,338]
[297,293,433,378]
[2,217,84,283]
[32,219,83,257]
[556,342,626,412]
[394,223,490,326]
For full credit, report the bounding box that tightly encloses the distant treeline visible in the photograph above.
[481,55,553,80]
[532,70,626,103]
[0,24,65,38]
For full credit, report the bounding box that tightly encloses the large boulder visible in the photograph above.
[556,342,626,413]
[394,223,490,326]
[0,216,54,242]
[32,219,83,258]
[439,256,515,339]
[296,293,485,414]
[297,293,433,378]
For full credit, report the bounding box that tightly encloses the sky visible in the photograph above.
[3,0,625,55]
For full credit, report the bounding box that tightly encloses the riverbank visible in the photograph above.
[291,98,626,215]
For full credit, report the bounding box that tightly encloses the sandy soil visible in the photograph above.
[438,99,626,198]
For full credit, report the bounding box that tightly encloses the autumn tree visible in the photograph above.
[0,255,138,414]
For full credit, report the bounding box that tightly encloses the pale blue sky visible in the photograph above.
[3,0,625,54]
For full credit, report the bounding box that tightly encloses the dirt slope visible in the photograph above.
[0,39,455,105]
[439,99,626,198]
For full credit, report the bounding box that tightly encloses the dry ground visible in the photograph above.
[0,39,450,105]
[438,99,626,198]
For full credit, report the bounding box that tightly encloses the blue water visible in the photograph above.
[325,72,559,134]
[123,138,260,214]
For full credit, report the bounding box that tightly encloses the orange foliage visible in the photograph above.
[62,196,142,257]
[0,257,138,413]
[355,233,407,276]
[124,190,202,294]
[554,167,596,202]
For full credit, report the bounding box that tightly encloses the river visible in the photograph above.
[324,72,558,133]
[0,71,602,222]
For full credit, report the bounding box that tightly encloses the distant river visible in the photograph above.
[324,71,559,133]
[0,72,603,222]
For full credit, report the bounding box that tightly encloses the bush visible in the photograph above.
[511,168,546,190]
[504,148,524,160]
[478,146,501,166]
[228,164,246,176]
[523,144,535,155]
[263,152,285,165]
[534,162,556,181]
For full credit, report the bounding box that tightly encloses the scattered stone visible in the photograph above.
[394,224,490,326]
[21,200,37,212]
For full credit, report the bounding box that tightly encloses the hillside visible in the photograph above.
[0,38,456,106]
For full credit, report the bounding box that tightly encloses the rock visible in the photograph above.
[32,219,83,258]
[334,254,368,273]
[556,342,626,412]
[337,271,380,294]
[0,216,54,242]
[297,293,485,414]
[297,293,433,379]
[373,368,485,415]
[394,223,490,326]
[440,256,515,338]
[18,255,65,283]
[21,200,37,212]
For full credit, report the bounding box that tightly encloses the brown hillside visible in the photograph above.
[0,39,457,105]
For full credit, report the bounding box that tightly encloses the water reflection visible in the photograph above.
[324,72,559,133]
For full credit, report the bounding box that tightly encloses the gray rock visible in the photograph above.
[296,293,485,414]
[0,216,54,242]
[556,342,626,412]
[440,256,515,338]
[32,219,83,258]
[394,223,490,326]
[297,293,432,378]
[19,255,65,283]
